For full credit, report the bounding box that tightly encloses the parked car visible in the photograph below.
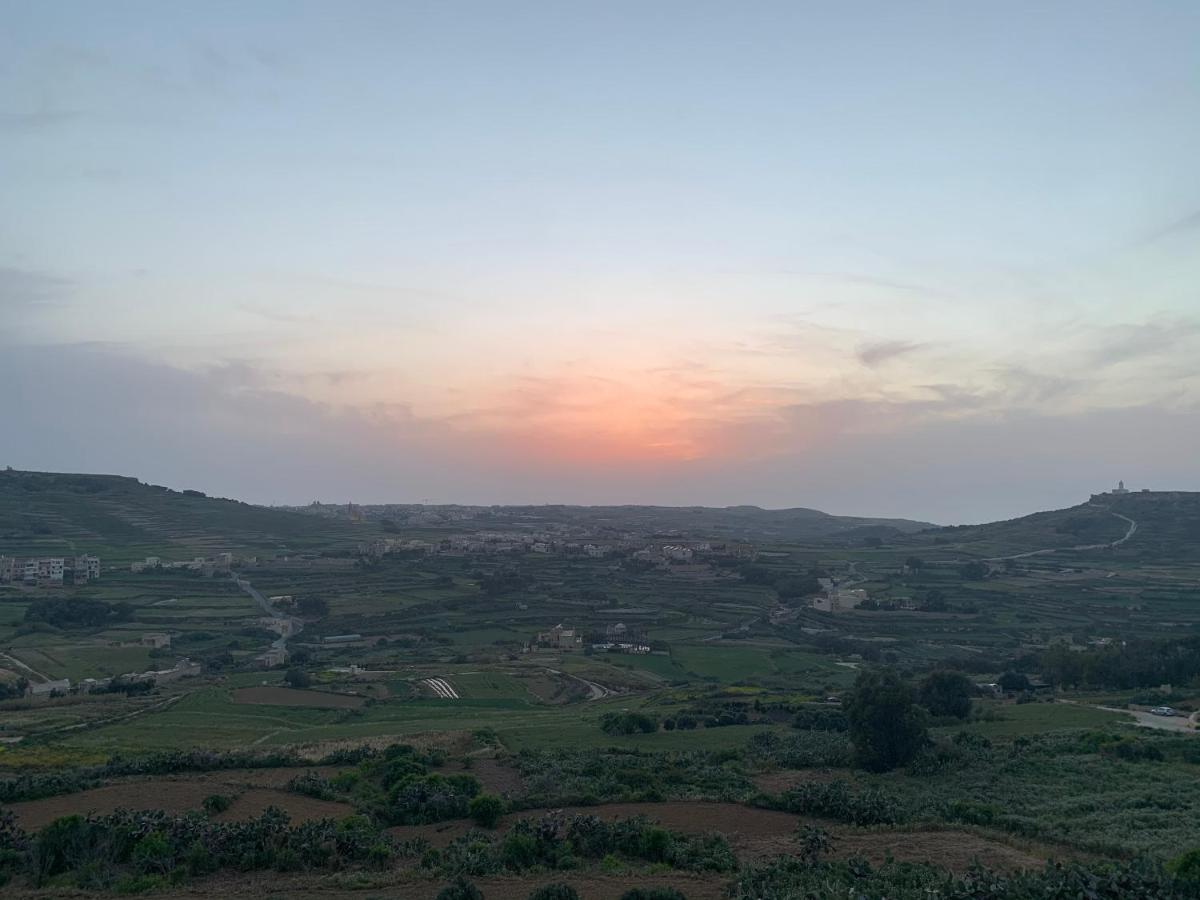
[1150,706,1177,717]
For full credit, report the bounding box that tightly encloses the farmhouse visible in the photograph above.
[533,623,582,651]
[26,678,71,697]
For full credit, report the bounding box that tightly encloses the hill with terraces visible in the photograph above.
[0,470,371,562]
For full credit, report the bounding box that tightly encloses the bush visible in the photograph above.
[470,794,507,829]
[619,890,687,900]
[746,730,852,769]
[288,772,336,800]
[844,668,928,772]
[791,706,849,732]
[284,668,311,689]
[600,712,659,735]
[436,876,484,900]
[917,670,974,720]
[528,883,580,900]
[388,773,482,825]
[202,794,232,815]
[1168,849,1200,884]
[757,780,905,826]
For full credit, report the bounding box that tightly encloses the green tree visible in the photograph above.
[998,670,1031,693]
[959,561,988,581]
[843,668,928,772]
[904,556,925,573]
[917,670,974,719]
[284,668,311,689]
[469,793,506,828]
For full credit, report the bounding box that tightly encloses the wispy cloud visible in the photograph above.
[1142,209,1200,244]
[857,340,927,367]
[1085,319,1200,368]
[0,266,72,310]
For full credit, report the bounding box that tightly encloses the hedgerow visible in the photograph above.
[729,856,1200,899]
[422,814,735,878]
[752,780,905,826]
[0,745,399,805]
[513,748,751,806]
[0,806,411,890]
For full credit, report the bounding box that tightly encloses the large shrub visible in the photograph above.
[600,712,659,735]
[917,670,974,720]
[844,668,928,772]
[469,794,507,829]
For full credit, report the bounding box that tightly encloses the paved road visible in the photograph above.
[546,667,612,700]
[985,508,1138,563]
[234,575,303,657]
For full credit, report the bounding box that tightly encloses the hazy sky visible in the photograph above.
[3,1,1199,523]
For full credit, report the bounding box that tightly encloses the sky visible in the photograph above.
[2,1,1199,524]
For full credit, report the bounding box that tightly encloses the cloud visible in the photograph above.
[1142,209,1200,244]
[1,340,1197,522]
[1085,319,1200,368]
[857,340,927,367]
[0,109,81,133]
[0,266,72,311]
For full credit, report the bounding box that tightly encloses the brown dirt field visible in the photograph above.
[295,729,473,761]
[211,788,351,824]
[8,778,352,830]
[750,768,846,794]
[185,765,348,789]
[392,800,1051,873]
[471,757,527,797]
[6,870,730,899]
[231,686,365,708]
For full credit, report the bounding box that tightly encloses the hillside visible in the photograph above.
[297,502,936,542]
[0,470,372,562]
[902,491,1200,561]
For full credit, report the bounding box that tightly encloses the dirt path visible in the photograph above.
[1058,699,1197,734]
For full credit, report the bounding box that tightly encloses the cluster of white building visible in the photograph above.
[130,551,241,575]
[0,555,100,586]
[26,657,201,698]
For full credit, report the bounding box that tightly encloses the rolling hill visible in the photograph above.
[0,470,372,562]
[902,490,1200,561]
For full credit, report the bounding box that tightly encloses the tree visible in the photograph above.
[843,668,928,772]
[284,668,311,689]
[998,670,1030,693]
[469,793,506,828]
[904,556,925,573]
[959,561,988,581]
[917,670,974,719]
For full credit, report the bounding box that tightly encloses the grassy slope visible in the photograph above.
[0,469,375,562]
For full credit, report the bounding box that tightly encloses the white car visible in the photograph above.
[1149,706,1177,717]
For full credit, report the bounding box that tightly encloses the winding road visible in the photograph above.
[985,509,1138,563]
